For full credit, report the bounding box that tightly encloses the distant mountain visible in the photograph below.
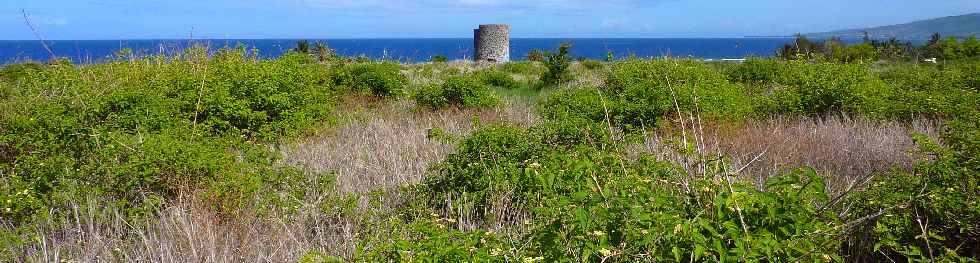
[809,13,980,40]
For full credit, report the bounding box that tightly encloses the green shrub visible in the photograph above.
[579,60,604,71]
[430,55,448,63]
[750,60,980,118]
[332,62,407,98]
[526,167,838,262]
[408,119,839,262]
[725,59,980,118]
[776,35,826,60]
[418,120,613,218]
[754,61,898,116]
[313,42,339,62]
[876,63,979,117]
[607,60,752,119]
[541,43,573,86]
[472,70,523,89]
[542,60,751,132]
[0,62,45,83]
[355,218,511,262]
[526,49,545,62]
[413,76,499,109]
[294,40,311,54]
[539,88,608,123]
[500,61,541,73]
[725,59,784,84]
[830,42,878,63]
[0,49,335,223]
[943,60,980,92]
[413,84,450,109]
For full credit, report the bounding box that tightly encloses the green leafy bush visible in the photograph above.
[313,41,339,62]
[405,119,839,262]
[413,76,499,109]
[723,58,980,118]
[500,61,545,76]
[0,48,335,222]
[829,42,878,63]
[355,218,512,262]
[543,60,751,132]
[430,55,448,63]
[539,88,608,124]
[472,70,523,89]
[331,62,407,98]
[724,58,785,84]
[526,49,545,62]
[753,61,898,116]
[579,60,604,70]
[0,62,45,83]
[413,84,450,109]
[541,43,573,86]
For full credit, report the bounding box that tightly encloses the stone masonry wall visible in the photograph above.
[474,24,510,63]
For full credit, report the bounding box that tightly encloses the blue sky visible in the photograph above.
[2,0,979,40]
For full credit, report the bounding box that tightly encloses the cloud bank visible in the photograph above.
[293,0,644,12]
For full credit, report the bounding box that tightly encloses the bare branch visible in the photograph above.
[20,9,57,61]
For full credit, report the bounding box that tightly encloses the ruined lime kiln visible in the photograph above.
[473,24,510,63]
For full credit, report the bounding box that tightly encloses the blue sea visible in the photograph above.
[0,38,809,64]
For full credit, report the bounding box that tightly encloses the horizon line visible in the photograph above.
[0,36,804,42]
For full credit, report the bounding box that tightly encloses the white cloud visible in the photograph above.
[294,0,641,12]
[600,17,627,28]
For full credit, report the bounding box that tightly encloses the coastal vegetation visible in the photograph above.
[778,33,980,62]
[1,39,978,262]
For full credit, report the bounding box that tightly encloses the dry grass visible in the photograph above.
[14,193,372,262]
[568,62,605,88]
[279,97,538,196]
[403,61,494,86]
[629,115,941,195]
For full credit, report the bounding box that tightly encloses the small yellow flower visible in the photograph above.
[598,248,613,257]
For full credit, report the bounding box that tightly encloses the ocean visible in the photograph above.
[0,38,806,64]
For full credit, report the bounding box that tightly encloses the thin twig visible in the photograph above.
[914,206,934,259]
[723,170,752,241]
[192,57,209,135]
[665,73,693,194]
[21,9,57,61]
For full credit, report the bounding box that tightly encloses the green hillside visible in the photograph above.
[809,12,980,39]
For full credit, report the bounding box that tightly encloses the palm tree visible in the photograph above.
[314,41,335,62]
[294,40,310,54]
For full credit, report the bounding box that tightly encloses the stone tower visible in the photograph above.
[473,24,510,63]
